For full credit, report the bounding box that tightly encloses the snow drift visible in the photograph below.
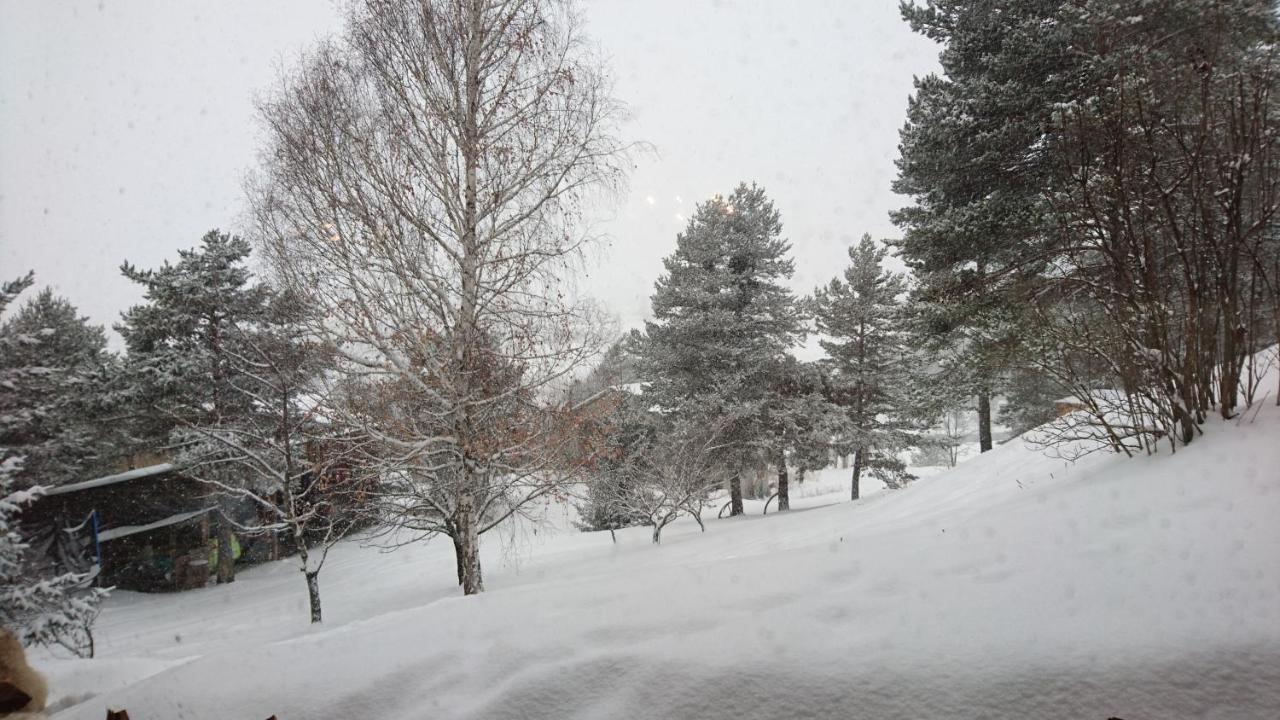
[38,393,1280,719]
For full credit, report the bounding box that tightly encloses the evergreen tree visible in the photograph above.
[563,337,641,406]
[895,1,1280,448]
[892,0,1072,452]
[575,392,683,540]
[763,357,838,512]
[574,471,649,539]
[118,230,273,584]
[1,467,108,657]
[0,287,117,491]
[0,274,107,657]
[812,235,916,499]
[639,183,805,516]
[998,366,1060,439]
[117,229,271,449]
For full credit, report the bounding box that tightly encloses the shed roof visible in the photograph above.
[96,505,216,542]
[45,463,175,496]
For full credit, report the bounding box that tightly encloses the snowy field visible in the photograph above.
[34,400,1280,719]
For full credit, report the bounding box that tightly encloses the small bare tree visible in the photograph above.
[178,294,369,623]
[252,0,632,594]
[915,407,966,468]
[608,417,730,545]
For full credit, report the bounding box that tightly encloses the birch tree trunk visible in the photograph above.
[455,492,484,595]
[305,571,322,624]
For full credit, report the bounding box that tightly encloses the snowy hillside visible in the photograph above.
[37,401,1280,719]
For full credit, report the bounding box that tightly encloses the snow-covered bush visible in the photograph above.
[0,467,107,657]
[574,473,650,537]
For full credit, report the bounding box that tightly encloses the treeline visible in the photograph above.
[580,0,1280,534]
[575,186,931,543]
[894,0,1280,452]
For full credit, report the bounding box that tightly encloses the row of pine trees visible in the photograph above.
[577,0,1280,532]
[577,180,1049,543]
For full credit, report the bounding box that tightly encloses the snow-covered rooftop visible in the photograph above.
[96,506,216,542]
[45,463,176,496]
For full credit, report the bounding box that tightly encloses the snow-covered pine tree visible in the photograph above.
[563,338,641,406]
[896,0,1280,448]
[0,287,118,492]
[812,235,916,499]
[577,392,682,540]
[762,357,838,512]
[575,470,647,540]
[997,366,1061,440]
[892,0,1072,452]
[118,231,273,583]
[118,230,271,446]
[639,183,805,516]
[0,274,108,657]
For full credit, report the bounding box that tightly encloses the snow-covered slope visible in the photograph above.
[39,397,1280,719]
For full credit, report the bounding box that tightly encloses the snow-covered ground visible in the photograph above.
[34,396,1280,719]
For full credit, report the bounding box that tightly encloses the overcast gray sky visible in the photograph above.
[0,0,938,346]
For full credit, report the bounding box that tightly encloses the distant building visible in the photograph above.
[1054,396,1089,417]
[1053,389,1131,418]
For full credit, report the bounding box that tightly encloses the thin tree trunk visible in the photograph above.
[776,449,790,512]
[850,447,864,501]
[977,391,993,453]
[1220,322,1244,419]
[295,531,321,623]
[453,534,465,586]
[305,570,321,624]
[728,472,744,516]
[797,466,806,484]
[216,524,235,584]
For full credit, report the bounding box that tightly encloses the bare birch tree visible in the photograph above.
[251,0,631,594]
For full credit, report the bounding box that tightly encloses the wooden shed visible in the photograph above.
[21,463,244,592]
